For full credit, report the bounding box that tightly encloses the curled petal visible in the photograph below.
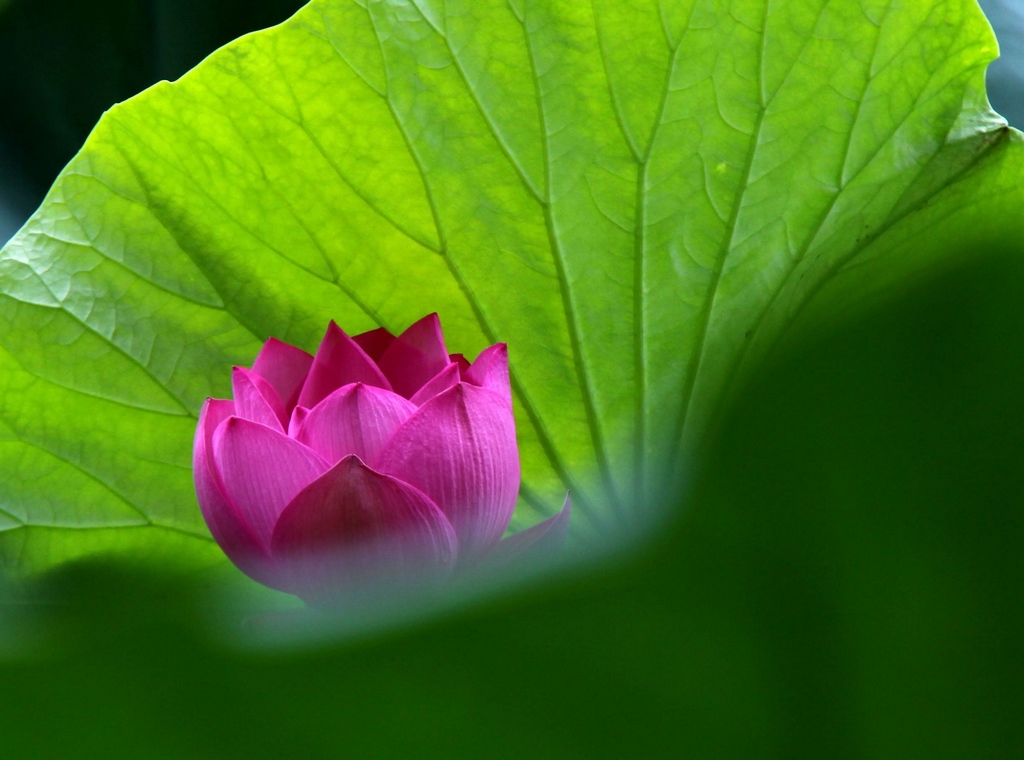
[464,343,511,404]
[251,338,314,412]
[377,313,449,399]
[294,383,417,465]
[298,322,392,409]
[287,406,309,438]
[212,417,328,549]
[193,399,274,585]
[483,493,571,568]
[409,363,461,406]
[376,383,519,557]
[232,366,287,431]
[271,456,458,599]
[449,353,471,374]
[352,327,395,362]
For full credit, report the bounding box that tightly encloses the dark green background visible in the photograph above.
[0,0,306,241]
[981,0,1024,129]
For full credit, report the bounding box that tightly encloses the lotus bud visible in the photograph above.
[193,314,569,602]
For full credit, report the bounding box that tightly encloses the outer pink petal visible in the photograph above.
[409,363,461,406]
[270,456,457,599]
[297,322,391,409]
[352,327,396,362]
[377,313,450,399]
[294,383,417,465]
[482,493,571,568]
[232,366,287,431]
[212,417,329,549]
[375,383,519,557]
[464,343,512,404]
[251,338,314,412]
[193,399,275,585]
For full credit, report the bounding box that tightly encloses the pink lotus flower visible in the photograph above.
[193,314,569,602]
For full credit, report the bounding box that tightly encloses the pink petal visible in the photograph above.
[294,383,417,465]
[232,366,287,431]
[377,313,450,399]
[297,321,391,409]
[193,399,275,586]
[464,343,512,403]
[375,383,520,557]
[287,406,309,437]
[352,327,396,362]
[212,417,329,549]
[409,363,461,406]
[449,353,471,374]
[270,456,457,598]
[251,338,314,411]
[482,493,571,568]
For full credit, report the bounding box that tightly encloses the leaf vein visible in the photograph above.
[516,3,623,515]
[367,1,598,518]
[408,1,546,203]
[671,0,772,464]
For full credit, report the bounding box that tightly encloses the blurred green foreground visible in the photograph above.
[0,246,1021,758]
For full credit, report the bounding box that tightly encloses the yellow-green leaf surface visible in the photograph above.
[0,0,1020,574]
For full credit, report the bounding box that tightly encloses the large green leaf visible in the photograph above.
[0,0,1020,574]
